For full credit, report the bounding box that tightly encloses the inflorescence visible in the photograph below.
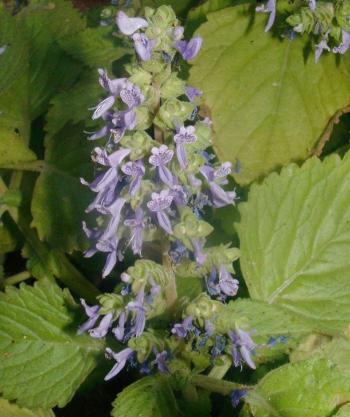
[79,5,259,401]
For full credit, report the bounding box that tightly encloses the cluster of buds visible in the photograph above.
[79,5,257,388]
[256,0,350,62]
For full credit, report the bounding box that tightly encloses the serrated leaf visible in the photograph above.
[46,72,103,137]
[0,128,36,166]
[189,5,350,184]
[0,398,55,417]
[0,279,103,409]
[247,339,350,417]
[111,376,180,417]
[58,26,125,68]
[31,124,95,252]
[334,404,350,416]
[237,154,350,336]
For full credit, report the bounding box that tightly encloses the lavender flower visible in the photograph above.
[174,126,197,169]
[149,145,175,187]
[124,208,146,255]
[230,390,248,407]
[112,311,126,341]
[122,160,145,195]
[132,33,156,61]
[228,329,256,370]
[256,0,276,32]
[116,11,148,35]
[191,238,207,265]
[308,0,316,10]
[78,299,100,334]
[200,163,237,208]
[120,81,145,108]
[171,316,193,338]
[105,347,135,380]
[185,86,202,102]
[89,312,113,338]
[175,37,202,61]
[315,37,330,63]
[218,265,239,297]
[173,26,184,41]
[96,237,120,278]
[147,190,174,234]
[127,288,146,337]
[333,30,350,54]
[151,350,169,373]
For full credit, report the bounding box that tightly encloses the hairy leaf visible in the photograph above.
[111,376,180,417]
[31,125,95,252]
[237,154,350,336]
[247,339,350,417]
[0,279,103,408]
[0,398,55,417]
[190,6,350,184]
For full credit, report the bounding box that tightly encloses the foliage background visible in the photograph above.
[1,0,350,416]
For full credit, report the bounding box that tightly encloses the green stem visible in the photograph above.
[4,271,31,286]
[191,374,249,396]
[208,355,232,379]
[0,160,45,173]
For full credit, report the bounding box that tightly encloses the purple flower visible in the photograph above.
[127,288,146,337]
[171,316,193,338]
[205,320,215,336]
[256,0,276,32]
[175,37,202,61]
[78,299,100,335]
[185,86,202,102]
[120,81,145,109]
[122,160,145,195]
[174,126,197,169]
[132,33,156,61]
[228,329,256,370]
[149,145,175,187]
[169,184,187,206]
[92,96,115,120]
[219,265,239,297]
[97,239,120,278]
[315,37,330,63]
[211,335,226,358]
[112,312,126,341]
[98,69,127,96]
[105,347,134,381]
[147,190,174,234]
[230,390,248,407]
[111,109,137,142]
[169,240,188,263]
[200,163,237,208]
[89,312,113,338]
[191,238,207,265]
[151,350,169,373]
[124,208,146,255]
[116,11,148,35]
[173,26,184,41]
[333,30,350,54]
[308,0,316,10]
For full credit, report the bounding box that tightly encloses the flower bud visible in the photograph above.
[185,293,224,324]
[161,73,186,99]
[155,98,194,129]
[148,5,177,29]
[120,131,153,160]
[97,293,124,315]
[134,106,153,130]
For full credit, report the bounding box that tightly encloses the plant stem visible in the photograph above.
[4,271,31,286]
[0,160,45,173]
[191,374,249,396]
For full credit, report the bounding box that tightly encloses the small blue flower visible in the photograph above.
[175,37,202,61]
[116,11,148,35]
[174,126,197,169]
[230,389,248,407]
[105,347,135,380]
[228,329,256,370]
[149,145,175,187]
[89,312,114,338]
[132,33,156,61]
[147,190,174,234]
[124,208,146,255]
[122,159,145,195]
[77,299,100,335]
[171,316,193,338]
[333,30,350,54]
[185,86,202,102]
[256,0,276,32]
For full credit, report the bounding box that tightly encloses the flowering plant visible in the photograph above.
[0,1,350,417]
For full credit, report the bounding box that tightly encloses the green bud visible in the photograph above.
[173,207,213,249]
[185,293,224,324]
[286,7,315,33]
[148,5,177,29]
[144,7,155,21]
[336,0,350,31]
[100,7,113,19]
[126,65,152,86]
[135,106,153,130]
[141,53,168,74]
[315,2,335,32]
[97,293,124,315]
[153,64,172,85]
[128,330,165,363]
[161,73,186,99]
[155,98,194,130]
[120,131,154,161]
[127,260,173,291]
[203,245,240,274]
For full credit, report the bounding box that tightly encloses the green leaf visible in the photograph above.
[0,223,17,254]
[0,279,103,409]
[111,376,180,417]
[334,404,350,417]
[0,128,36,166]
[189,5,350,184]
[0,398,55,417]
[141,0,197,15]
[31,124,95,252]
[58,26,125,68]
[237,154,350,336]
[46,72,103,137]
[247,339,350,417]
